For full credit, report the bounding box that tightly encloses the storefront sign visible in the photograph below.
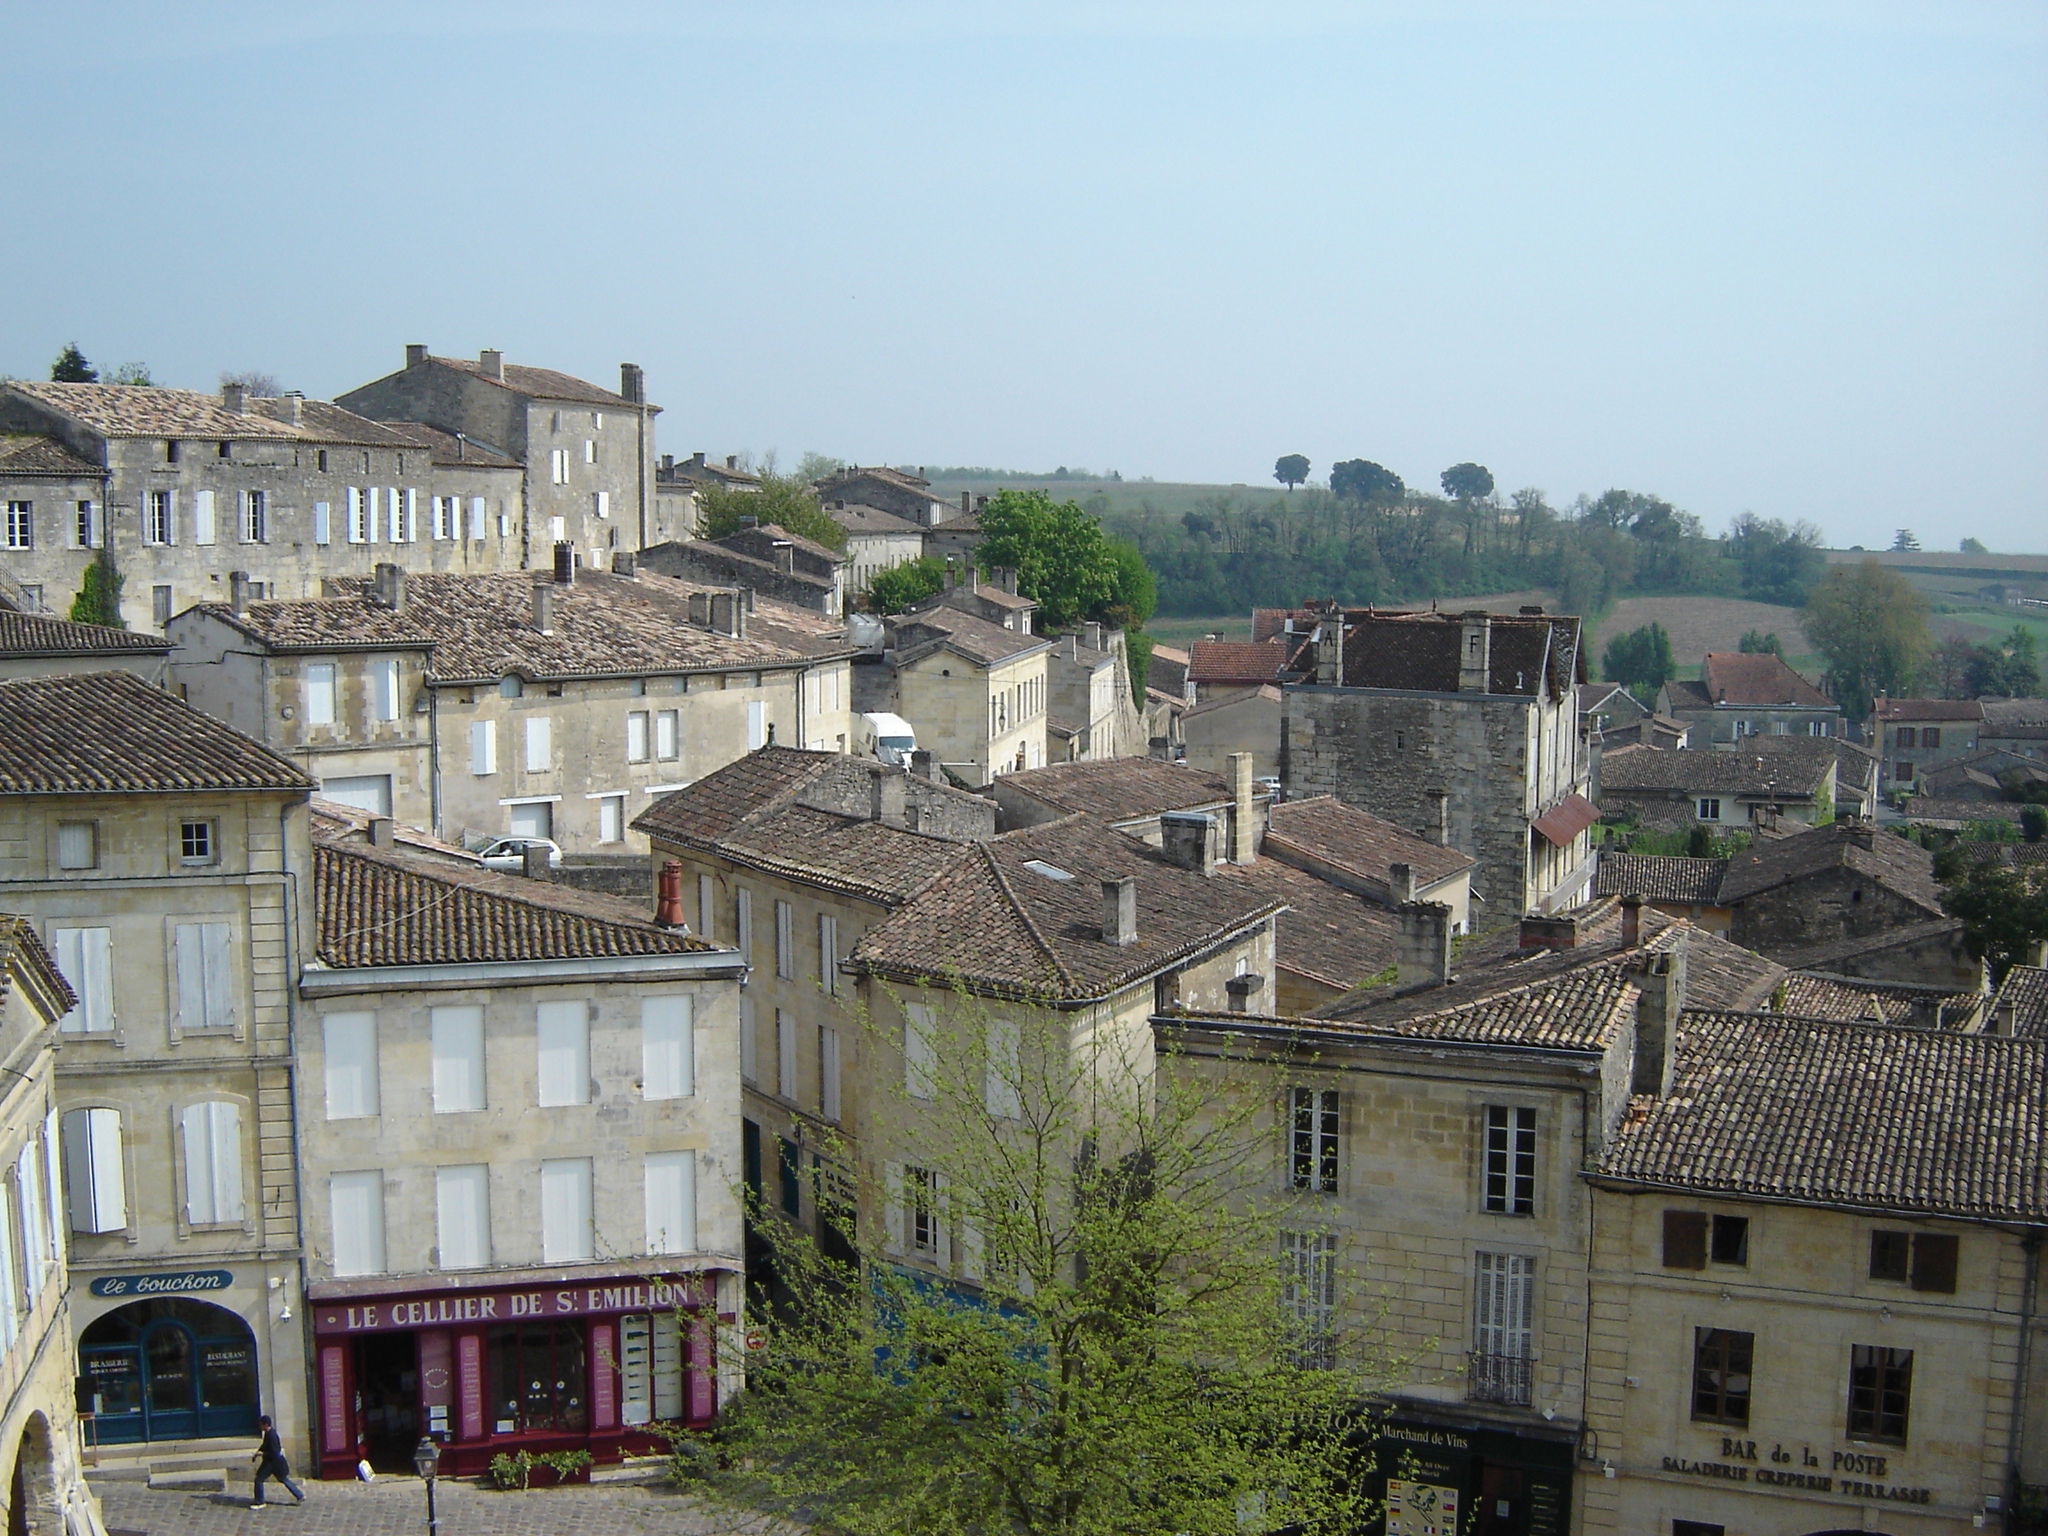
[90,1269,234,1298]
[1658,1439,1933,1505]
[311,1277,708,1335]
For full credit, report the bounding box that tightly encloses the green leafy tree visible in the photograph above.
[1439,462,1493,502]
[1800,560,1929,719]
[2021,804,2046,844]
[1727,514,1825,604]
[1960,536,1988,554]
[1738,630,1783,656]
[795,450,846,482]
[711,984,1388,1536]
[50,344,97,382]
[1964,626,2040,699]
[1891,528,1920,552]
[698,470,847,552]
[105,361,156,386]
[1601,622,1675,697]
[974,488,1122,631]
[1273,454,1310,492]
[68,549,126,629]
[1941,861,2048,982]
[1328,459,1404,505]
[1124,630,1154,704]
[867,556,949,615]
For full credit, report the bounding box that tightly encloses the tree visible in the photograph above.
[1738,630,1783,655]
[1891,529,1920,552]
[68,548,126,629]
[2022,804,2047,844]
[1327,459,1403,506]
[710,983,1385,1536]
[796,450,846,483]
[1800,560,1929,719]
[1941,861,2048,982]
[1601,622,1675,697]
[219,369,284,397]
[1273,454,1309,492]
[698,470,848,552]
[105,361,156,386]
[1964,626,2040,699]
[1439,462,1493,502]
[1727,514,1825,604]
[49,344,96,383]
[974,489,1123,631]
[867,556,949,615]
[1961,536,1988,554]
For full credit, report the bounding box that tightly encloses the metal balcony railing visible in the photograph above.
[1468,1351,1533,1406]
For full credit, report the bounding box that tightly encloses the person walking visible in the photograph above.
[250,1415,306,1508]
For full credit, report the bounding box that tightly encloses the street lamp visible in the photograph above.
[413,1435,441,1536]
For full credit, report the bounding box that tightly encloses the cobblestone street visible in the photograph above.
[95,1475,788,1536]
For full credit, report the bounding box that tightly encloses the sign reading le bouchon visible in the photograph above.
[90,1270,234,1298]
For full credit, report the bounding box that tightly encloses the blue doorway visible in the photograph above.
[79,1297,260,1444]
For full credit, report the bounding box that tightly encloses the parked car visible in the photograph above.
[476,836,562,873]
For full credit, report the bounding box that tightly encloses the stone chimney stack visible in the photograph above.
[221,382,248,415]
[371,562,405,612]
[405,343,428,367]
[1620,894,1643,948]
[479,348,505,381]
[1519,912,1581,951]
[1395,901,1453,989]
[1458,612,1493,693]
[909,749,942,783]
[1630,948,1686,1098]
[872,770,908,828]
[228,570,251,616]
[367,817,396,849]
[552,541,576,585]
[1432,790,1451,846]
[620,362,645,404]
[1102,877,1138,947]
[1389,861,1417,905]
[1158,812,1217,875]
[613,551,638,578]
[1229,751,1257,864]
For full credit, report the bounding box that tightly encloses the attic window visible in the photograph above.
[1022,860,1075,882]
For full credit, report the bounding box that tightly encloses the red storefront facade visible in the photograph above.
[307,1270,731,1478]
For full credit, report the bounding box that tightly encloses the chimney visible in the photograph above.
[660,453,674,473]
[726,454,738,470]
[1064,632,1079,661]
[687,591,712,628]
[371,562,405,612]
[1389,861,1417,905]
[552,541,576,585]
[478,348,505,380]
[1458,612,1492,692]
[532,582,555,635]
[772,540,795,574]
[1395,901,1453,989]
[228,570,252,616]
[1519,604,1545,615]
[279,391,304,426]
[1630,949,1686,1098]
[1620,894,1643,949]
[654,860,687,928]
[1519,912,1581,951]
[1083,621,1104,652]
[620,362,645,404]
[1432,789,1451,846]
[221,382,248,415]
[906,803,925,834]
[1159,812,1217,874]
[1848,820,1876,850]
[1228,751,1257,864]
[522,841,554,881]
[613,550,638,578]
[960,491,972,515]
[872,771,908,828]
[367,817,396,849]
[1102,877,1138,947]
[405,343,428,367]
[1315,617,1344,685]
[909,749,941,783]
[708,592,745,638]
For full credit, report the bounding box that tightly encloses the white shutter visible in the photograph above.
[313,500,331,545]
[536,1001,590,1106]
[40,1111,63,1267]
[388,487,402,541]
[627,712,650,762]
[644,1152,696,1256]
[594,490,610,519]
[372,659,400,722]
[404,488,419,541]
[958,1216,984,1282]
[435,1164,490,1270]
[738,997,757,1084]
[599,795,624,842]
[329,1170,386,1276]
[180,1101,243,1225]
[654,710,678,760]
[306,662,336,725]
[541,1158,594,1262]
[63,1108,127,1234]
[985,1016,1022,1120]
[346,488,364,543]
[775,901,794,978]
[172,922,236,1033]
[1473,1252,1534,1358]
[470,720,496,775]
[192,489,216,546]
[323,1011,379,1119]
[736,889,753,963]
[818,914,839,994]
[16,1143,45,1298]
[366,486,382,542]
[748,700,767,749]
[776,1009,797,1100]
[904,1004,937,1100]
[524,715,552,772]
[53,927,113,1034]
[431,1006,486,1112]
[641,996,693,1100]
[0,1197,15,1350]
[819,1025,841,1121]
[468,496,487,539]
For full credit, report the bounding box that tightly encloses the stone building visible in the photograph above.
[637,524,844,614]
[1658,651,1844,744]
[653,451,759,540]
[854,605,1052,787]
[0,381,527,630]
[295,838,746,1477]
[166,563,857,852]
[1,672,317,1456]
[1597,742,1837,835]
[0,608,170,684]
[1043,622,1145,763]
[338,346,680,565]
[812,466,953,529]
[825,502,928,599]
[1874,697,1983,789]
[0,918,104,1536]
[0,429,105,619]
[1282,607,1596,917]
[1181,684,1282,780]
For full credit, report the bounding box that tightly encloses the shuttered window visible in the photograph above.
[372,659,401,721]
[52,927,114,1033]
[323,1012,380,1119]
[171,922,237,1033]
[1281,1231,1338,1368]
[471,720,496,775]
[747,700,767,749]
[626,711,650,762]
[523,716,553,773]
[305,662,337,726]
[0,1199,15,1349]
[641,996,693,1100]
[775,901,794,978]
[655,710,679,761]
[540,1158,594,1263]
[818,914,839,995]
[985,1016,1022,1120]
[191,489,216,546]
[1663,1210,1708,1269]
[904,1004,937,1100]
[819,1025,841,1121]
[313,501,331,545]
[735,889,753,964]
[431,1006,486,1113]
[536,1001,590,1106]
[1472,1251,1534,1364]
[436,1164,490,1270]
[468,496,488,539]
[180,1101,244,1226]
[644,1152,696,1256]
[330,1170,386,1276]
[60,1107,114,1236]
[15,1142,48,1299]
[776,1010,797,1100]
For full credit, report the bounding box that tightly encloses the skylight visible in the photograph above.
[1022,859,1075,881]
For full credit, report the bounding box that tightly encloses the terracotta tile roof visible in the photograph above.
[1250,608,1321,643]
[1661,679,1712,711]
[920,581,1034,614]
[1600,1012,2048,1221]
[1715,821,1945,913]
[635,747,847,846]
[1775,918,1970,974]
[1745,734,1878,781]
[313,842,717,968]
[1875,698,1984,722]
[827,503,929,536]
[424,355,637,407]
[1904,796,2026,825]
[1593,853,1729,904]
[193,569,854,683]
[997,758,1235,822]
[370,420,520,468]
[889,610,1048,668]
[1963,841,2048,874]
[0,433,103,476]
[818,466,933,496]
[0,611,170,657]
[5,383,409,446]
[1206,858,1406,991]
[851,814,1283,1001]
[1599,743,1831,797]
[1981,698,2048,736]
[1992,966,2048,1038]
[311,800,483,864]
[1263,794,1473,891]
[0,913,73,1015]
[1767,974,1983,1030]
[1699,652,1835,710]
[0,671,313,795]
[1336,610,1583,701]
[1189,638,1295,685]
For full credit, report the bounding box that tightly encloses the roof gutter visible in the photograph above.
[300,947,745,997]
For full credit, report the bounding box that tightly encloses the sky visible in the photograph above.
[4,1,2043,551]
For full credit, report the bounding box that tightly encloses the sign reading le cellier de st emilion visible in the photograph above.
[1661,1436,1934,1506]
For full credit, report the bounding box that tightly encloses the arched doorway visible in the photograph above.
[7,1413,58,1536]
[79,1297,260,1443]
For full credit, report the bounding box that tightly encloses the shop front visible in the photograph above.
[1370,1406,1578,1536]
[307,1272,729,1479]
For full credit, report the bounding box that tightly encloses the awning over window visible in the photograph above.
[1532,793,1600,847]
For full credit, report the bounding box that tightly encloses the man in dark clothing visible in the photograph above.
[251,1415,306,1507]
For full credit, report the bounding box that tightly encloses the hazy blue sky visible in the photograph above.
[5,1,2043,550]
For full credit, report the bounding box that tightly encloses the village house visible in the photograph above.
[295,836,746,1478]
[653,451,760,540]
[1181,683,1283,779]
[0,608,170,684]
[1597,741,1837,835]
[1657,651,1844,744]
[1874,697,1983,789]
[637,523,844,615]
[0,381,527,630]
[166,561,857,852]
[1980,697,2048,762]
[853,604,1052,787]
[825,502,928,600]
[0,672,318,1456]
[812,466,954,529]
[1282,606,1597,917]
[0,430,105,619]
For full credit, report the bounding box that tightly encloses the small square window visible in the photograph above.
[1869,1229,1911,1282]
[179,821,217,864]
[1709,1214,1749,1266]
[1923,727,1942,749]
[56,822,98,870]
[1673,1523,1725,1536]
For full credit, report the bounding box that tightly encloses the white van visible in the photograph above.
[856,711,918,766]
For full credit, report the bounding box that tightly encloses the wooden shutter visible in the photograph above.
[748,700,766,749]
[313,500,331,544]
[373,660,400,721]
[776,1010,796,1100]
[524,715,552,772]
[1663,1210,1708,1270]
[40,1111,62,1267]
[627,712,650,762]
[306,662,336,725]
[435,1165,489,1270]
[736,889,753,963]
[171,924,205,1035]
[985,1016,1022,1120]
[54,927,113,1033]
[470,720,496,775]
[775,901,794,978]
[641,996,692,1101]
[431,1006,486,1112]
[1911,1233,1958,1294]
[904,1004,937,1100]
[329,1169,386,1276]
[819,1025,841,1121]
[181,1101,244,1225]
[192,489,215,546]
[644,1152,696,1256]
[541,1159,594,1263]
[323,1012,379,1119]
[536,1001,590,1106]
[697,875,714,939]
[0,1193,16,1350]
[818,914,839,993]
[468,496,487,539]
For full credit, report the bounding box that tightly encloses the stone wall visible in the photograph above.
[1729,867,1940,959]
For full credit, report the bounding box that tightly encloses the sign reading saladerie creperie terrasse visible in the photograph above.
[1660,1437,1934,1506]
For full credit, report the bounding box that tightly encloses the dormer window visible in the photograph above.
[499,676,524,699]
